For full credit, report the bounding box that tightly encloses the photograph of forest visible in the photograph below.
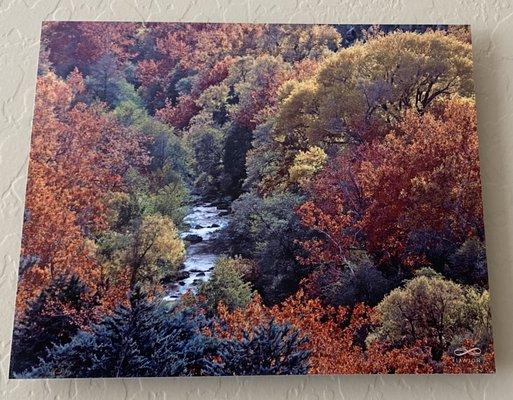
[9,22,494,377]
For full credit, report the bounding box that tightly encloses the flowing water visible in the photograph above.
[163,203,230,301]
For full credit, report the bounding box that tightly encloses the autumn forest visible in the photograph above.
[9,22,494,377]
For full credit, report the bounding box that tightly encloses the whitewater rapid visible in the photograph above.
[163,204,230,301]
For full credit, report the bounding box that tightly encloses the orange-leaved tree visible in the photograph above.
[16,72,147,319]
[217,290,435,373]
[298,98,484,269]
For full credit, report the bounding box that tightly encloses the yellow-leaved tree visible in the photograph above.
[266,31,474,193]
[276,30,473,147]
[127,214,185,290]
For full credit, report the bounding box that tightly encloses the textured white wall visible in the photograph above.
[1,1,512,399]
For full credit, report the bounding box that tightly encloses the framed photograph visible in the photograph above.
[10,22,494,377]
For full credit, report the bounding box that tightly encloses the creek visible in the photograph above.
[163,203,230,301]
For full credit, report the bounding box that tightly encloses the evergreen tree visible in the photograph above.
[23,287,220,378]
[221,122,252,198]
[10,275,88,376]
[216,319,310,375]
[85,53,140,107]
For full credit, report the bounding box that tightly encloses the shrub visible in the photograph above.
[197,257,253,315]
[375,274,492,361]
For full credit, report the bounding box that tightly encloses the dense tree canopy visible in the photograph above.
[297,98,483,271]
[11,23,493,377]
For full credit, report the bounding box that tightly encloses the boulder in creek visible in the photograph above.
[161,269,190,284]
[184,234,203,243]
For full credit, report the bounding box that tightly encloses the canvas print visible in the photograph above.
[10,22,494,377]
